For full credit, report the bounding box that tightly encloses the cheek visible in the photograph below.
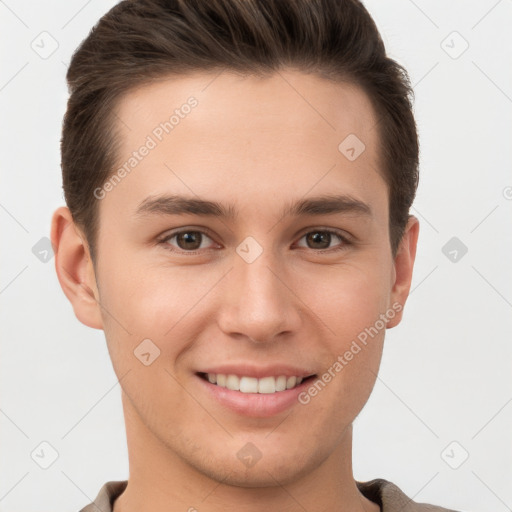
[301,259,393,345]
[96,254,226,373]
[97,249,203,331]
[297,269,388,431]
[96,258,203,425]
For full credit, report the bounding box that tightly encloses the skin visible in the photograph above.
[51,69,419,512]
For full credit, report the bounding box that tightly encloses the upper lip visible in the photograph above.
[197,364,316,379]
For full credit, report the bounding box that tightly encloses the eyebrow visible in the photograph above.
[134,193,372,220]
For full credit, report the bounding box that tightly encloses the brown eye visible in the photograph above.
[175,231,202,250]
[305,231,332,249]
[295,230,348,251]
[161,230,216,252]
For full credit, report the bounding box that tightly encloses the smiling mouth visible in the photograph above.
[198,372,316,394]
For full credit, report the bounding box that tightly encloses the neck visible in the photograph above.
[114,391,379,512]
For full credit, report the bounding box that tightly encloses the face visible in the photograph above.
[55,69,418,487]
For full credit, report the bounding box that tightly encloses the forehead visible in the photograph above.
[104,69,385,219]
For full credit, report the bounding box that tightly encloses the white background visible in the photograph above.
[1,1,511,511]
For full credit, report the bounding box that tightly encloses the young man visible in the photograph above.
[51,0,460,510]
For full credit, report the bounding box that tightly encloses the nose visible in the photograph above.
[216,246,302,345]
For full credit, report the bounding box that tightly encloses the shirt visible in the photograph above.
[79,478,462,511]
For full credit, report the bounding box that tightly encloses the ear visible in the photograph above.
[387,215,420,328]
[50,206,103,330]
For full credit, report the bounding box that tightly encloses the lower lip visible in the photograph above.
[196,375,314,418]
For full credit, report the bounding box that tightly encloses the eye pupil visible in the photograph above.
[177,231,201,250]
[306,231,331,249]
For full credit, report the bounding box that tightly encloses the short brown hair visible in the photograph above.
[61,0,419,262]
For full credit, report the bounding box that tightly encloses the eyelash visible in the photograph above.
[157,227,352,255]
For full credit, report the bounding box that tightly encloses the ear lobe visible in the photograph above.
[387,216,420,329]
[50,206,104,330]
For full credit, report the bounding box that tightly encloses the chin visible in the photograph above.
[199,460,308,488]
[184,443,324,489]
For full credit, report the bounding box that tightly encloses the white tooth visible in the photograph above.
[286,376,297,389]
[214,374,301,392]
[275,375,287,391]
[240,376,258,393]
[258,376,276,393]
[226,374,240,391]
